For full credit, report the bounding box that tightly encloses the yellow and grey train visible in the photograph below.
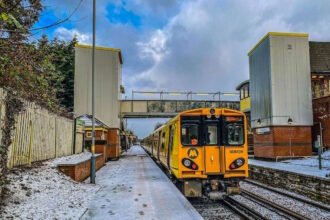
[142,108,248,198]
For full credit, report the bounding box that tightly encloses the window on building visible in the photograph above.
[240,88,244,100]
[244,85,249,98]
[240,84,249,99]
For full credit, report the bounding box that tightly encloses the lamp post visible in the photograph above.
[90,0,96,184]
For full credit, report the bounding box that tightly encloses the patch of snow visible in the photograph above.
[281,150,330,171]
[1,152,100,219]
[249,157,330,178]
[47,151,92,167]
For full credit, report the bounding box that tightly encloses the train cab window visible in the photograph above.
[206,125,217,145]
[223,116,244,146]
[181,124,199,146]
[227,124,243,145]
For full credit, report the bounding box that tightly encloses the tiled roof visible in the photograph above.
[310,41,330,73]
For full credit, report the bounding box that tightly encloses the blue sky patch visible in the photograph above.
[32,8,74,39]
[106,3,141,28]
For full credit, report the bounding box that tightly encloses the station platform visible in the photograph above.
[81,145,202,220]
[249,157,330,178]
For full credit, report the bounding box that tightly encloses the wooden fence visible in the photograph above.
[0,89,74,168]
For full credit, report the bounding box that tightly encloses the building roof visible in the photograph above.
[309,41,330,73]
[248,32,309,56]
[236,80,249,91]
[77,114,110,128]
[75,44,123,64]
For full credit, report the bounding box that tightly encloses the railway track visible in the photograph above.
[144,146,329,219]
[240,189,310,220]
[190,198,241,220]
[222,196,264,220]
[243,179,330,212]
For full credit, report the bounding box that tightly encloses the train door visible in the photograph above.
[157,131,161,160]
[151,134,154,156]
[204,120,221,174]
[168,125,174,168]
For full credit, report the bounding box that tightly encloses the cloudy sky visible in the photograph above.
[36,0,330,137]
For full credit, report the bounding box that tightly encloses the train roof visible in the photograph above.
[178,107,243,116]
[146,108,244,138]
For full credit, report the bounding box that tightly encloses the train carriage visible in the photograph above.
[142,108,248,198]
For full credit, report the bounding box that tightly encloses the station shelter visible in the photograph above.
[78,115,121,161]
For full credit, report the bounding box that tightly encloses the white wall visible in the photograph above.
[74,45,122,128]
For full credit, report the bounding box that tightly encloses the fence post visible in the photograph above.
[73,118,76,154]
[28,120,33,166]
[55,117,57,158]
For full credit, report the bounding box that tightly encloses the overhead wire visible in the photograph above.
[30,0,84,31]
[0,0,84,34]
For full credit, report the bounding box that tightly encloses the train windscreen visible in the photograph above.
[180,115,244,146]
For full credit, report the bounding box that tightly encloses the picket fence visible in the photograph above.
[0,88,74,168]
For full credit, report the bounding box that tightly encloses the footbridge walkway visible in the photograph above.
[120,99,239,118]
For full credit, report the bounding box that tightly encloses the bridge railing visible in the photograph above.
[121,100,239,118]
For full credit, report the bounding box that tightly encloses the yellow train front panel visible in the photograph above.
[142,108,248,197]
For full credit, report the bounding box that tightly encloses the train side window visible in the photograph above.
[169,126,174,152]
[181,124,199,146]
[161,132,166,149]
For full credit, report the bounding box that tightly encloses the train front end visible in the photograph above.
[177,108,248,198]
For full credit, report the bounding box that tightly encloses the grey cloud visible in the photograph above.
[42,0,330,137]
[133,0,330,95]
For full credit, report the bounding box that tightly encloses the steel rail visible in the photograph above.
[244,179,330,212]
[222,196,266,220]
[241,189,310,220]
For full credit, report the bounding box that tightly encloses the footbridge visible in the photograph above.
[120,100,239,118]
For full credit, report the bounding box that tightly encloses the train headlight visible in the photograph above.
[183,159,191,167]
[235,159,244,166]
[229,158,245,170]
[182,158,199,170]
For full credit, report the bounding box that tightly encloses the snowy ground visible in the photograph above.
[282,150,330,170]
[249,150,330,178]
[0,152,100,220]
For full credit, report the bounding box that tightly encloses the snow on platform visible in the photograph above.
[81,145,202,220]
[249,150,330,179]
[0,152,100,219]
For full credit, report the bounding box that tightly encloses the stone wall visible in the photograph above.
[249,164,330,204]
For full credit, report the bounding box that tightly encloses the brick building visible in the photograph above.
[310,42,330,149]
[238,36,330,158]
